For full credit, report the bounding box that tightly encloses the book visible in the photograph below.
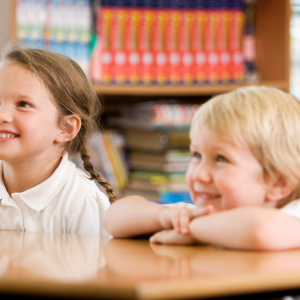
[129,149,191,171]
[124,128,190,151]
[124,187,192,203]
[108,102,201,129]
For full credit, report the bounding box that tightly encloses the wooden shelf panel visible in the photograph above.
[92,80,289,96]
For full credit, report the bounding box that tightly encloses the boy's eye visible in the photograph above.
[217,155,228,162]
[192,152,201,159]
[18,101,31,108]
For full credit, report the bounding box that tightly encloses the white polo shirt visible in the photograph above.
[0,153,111,235]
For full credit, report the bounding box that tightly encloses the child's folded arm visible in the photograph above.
[189,206,300,250]
[103,196,171,238]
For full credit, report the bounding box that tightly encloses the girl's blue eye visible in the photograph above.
[18,101,31,108]
[217,155,228,162]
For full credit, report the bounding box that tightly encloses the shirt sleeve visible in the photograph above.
[68,191,111,235]
[164,202,196,209]
[280,199,300,219]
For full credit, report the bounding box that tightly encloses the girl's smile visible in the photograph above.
[0,63,64,165]
[0,131,19,139]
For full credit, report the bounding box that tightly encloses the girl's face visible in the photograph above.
[0,63,63,164]
[186,123,269,212]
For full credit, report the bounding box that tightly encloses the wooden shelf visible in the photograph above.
[92,80,289,96]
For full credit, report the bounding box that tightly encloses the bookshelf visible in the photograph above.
[11,0,291,95]
[9,0,291,200]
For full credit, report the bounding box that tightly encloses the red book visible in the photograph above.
[179,8,193,85]
[92,5,114,84]
[125,6,141,84]
[139,6,155,85]
[112,6,127,84]
[229,2,245,83]
[166,7,180,85]
[152,8,167,85]
[217,4,231,83]
[192,7,206,84]
[205,5,219,84]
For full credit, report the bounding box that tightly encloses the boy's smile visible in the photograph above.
[186,123,270,212]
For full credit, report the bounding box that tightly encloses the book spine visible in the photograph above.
[243,0,256,74]
[179,6,193,85]
[218,1,231,83]
[229,0,245,83]
[192,4,206,84]
[166,2,180,85]
[97,132,120,194]
[112,3,127,84]
[205,2,219,84]
[126,2,141,84]
[153,6,167,85]
[140,4,155,84]
[107,132,128,189]
[102,132,123,191]
[96,4,114,83]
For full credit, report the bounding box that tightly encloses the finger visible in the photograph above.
[149,232,163,244]
[171,209,181,233]
[179,210,190,235]
[192,205,214,217]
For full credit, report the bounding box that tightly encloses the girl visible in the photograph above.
[0,45,117,234]
[103,86,300,250]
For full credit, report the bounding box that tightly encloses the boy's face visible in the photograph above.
[186,123,270,212]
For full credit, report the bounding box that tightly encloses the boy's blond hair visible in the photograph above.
[192,86,300,207]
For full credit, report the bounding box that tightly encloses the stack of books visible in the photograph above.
[109,102,200,203]
[90,0,246,85]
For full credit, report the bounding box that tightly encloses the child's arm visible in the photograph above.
[102,196,211,237]
[151,207,300,250]
[102,196,168,237]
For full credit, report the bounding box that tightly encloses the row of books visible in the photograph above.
[109,102,198,203]
[17,0,92,43]
[16,0,92,73]
[90,0,247,85]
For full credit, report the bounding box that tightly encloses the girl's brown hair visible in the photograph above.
[1,45,117,202]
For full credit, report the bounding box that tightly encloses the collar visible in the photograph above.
[0,153,76,211]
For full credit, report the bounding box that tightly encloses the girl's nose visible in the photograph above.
[193,161,212,183]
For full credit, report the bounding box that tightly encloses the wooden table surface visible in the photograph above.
[1,231,300,300]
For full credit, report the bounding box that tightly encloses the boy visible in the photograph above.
[103,87,300,250]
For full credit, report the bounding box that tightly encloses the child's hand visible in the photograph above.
[149,229,197,245]
[159,205,214,235]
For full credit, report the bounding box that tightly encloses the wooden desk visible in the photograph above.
[0,231,300,300]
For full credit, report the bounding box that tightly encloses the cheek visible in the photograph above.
[185,163,196,201]
[185,162,195,187]
[215,169,266,209]
[19,114,59,139]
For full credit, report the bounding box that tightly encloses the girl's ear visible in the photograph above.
[55,115,81,143]
[265,175,297,203]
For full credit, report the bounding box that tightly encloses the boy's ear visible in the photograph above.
[265,175,297,203]
[55,115,82,143]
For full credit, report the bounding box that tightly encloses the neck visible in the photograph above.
[2,153,64,196]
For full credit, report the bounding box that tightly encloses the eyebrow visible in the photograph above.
[8,93,36,102]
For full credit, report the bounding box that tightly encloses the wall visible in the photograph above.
[0,0,11,52]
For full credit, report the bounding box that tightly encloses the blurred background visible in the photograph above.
[0,0,295,203]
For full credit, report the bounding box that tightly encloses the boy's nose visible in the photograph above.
[193,162,212,183]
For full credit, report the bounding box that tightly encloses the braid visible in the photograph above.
[81,147,118,203]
